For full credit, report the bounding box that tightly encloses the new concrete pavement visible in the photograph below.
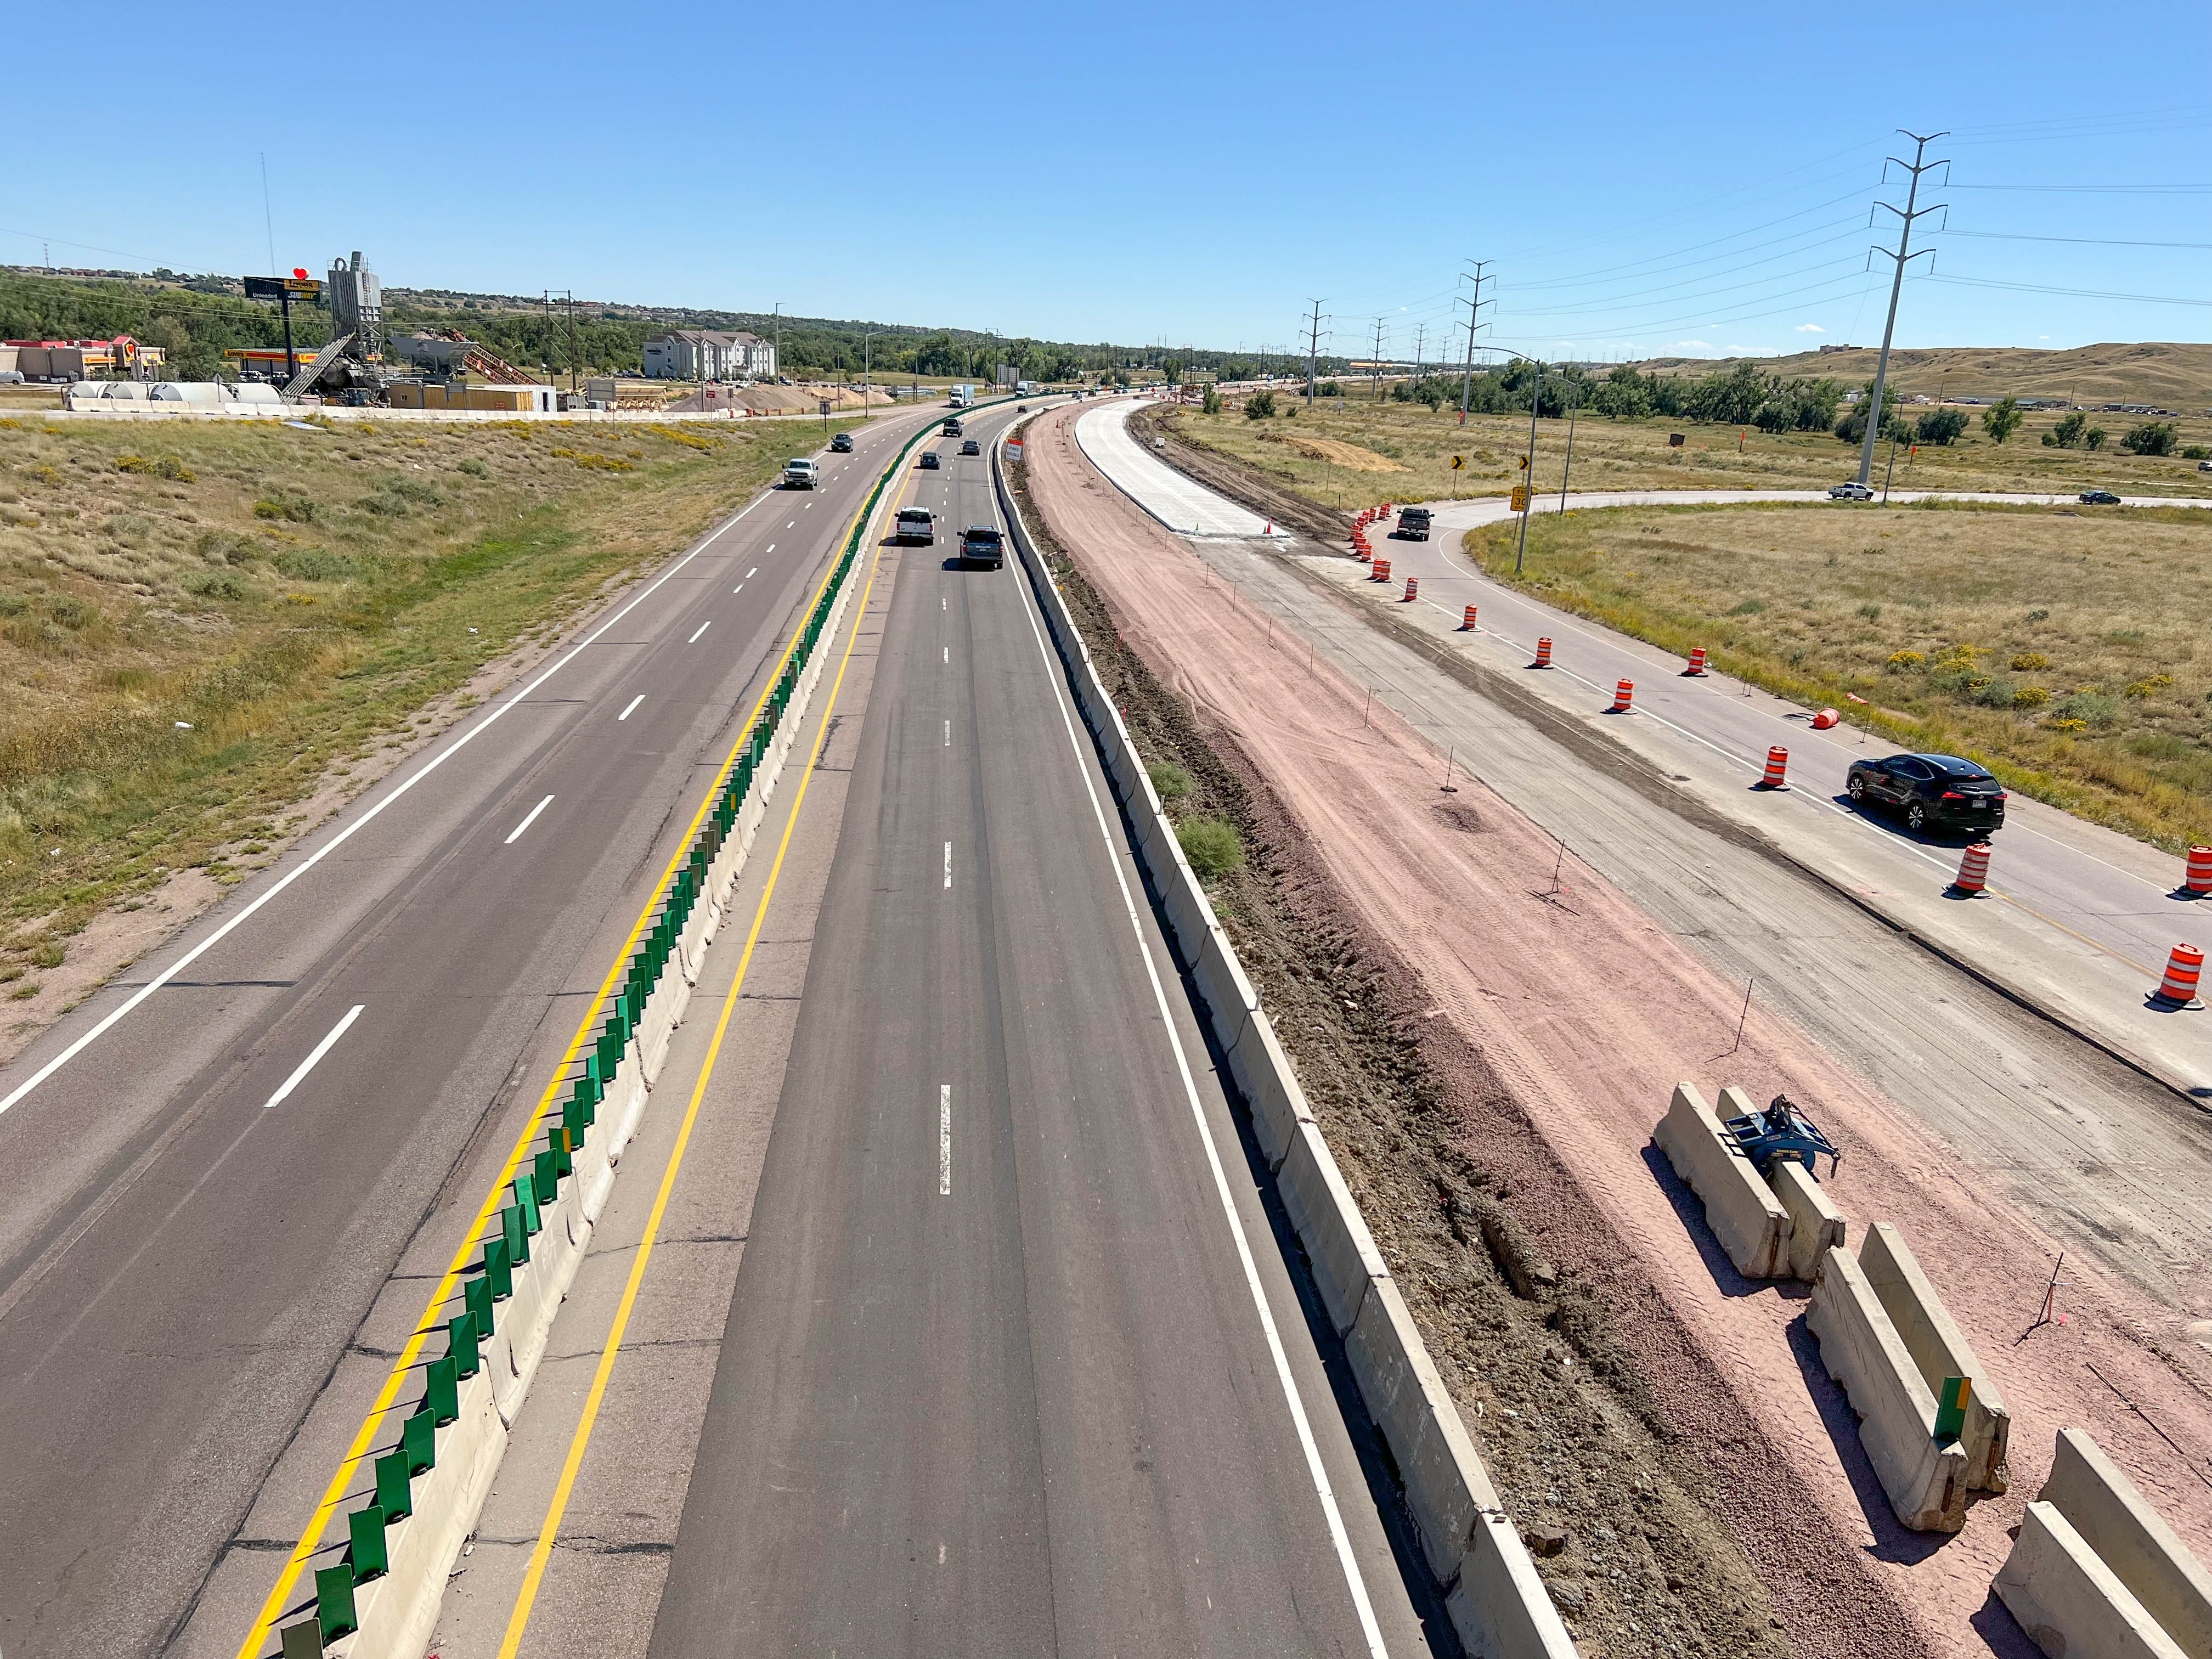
[0,402,947,1658]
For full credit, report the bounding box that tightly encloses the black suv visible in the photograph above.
[920,451,941,470]
[959,525,1005,568]
[829,432,853,453]
[1846,752,2007,834]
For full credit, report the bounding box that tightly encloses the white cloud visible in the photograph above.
[1673,339,1712,349]
[1795,322,1824,333]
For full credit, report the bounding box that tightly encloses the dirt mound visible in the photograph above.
[1271,432,1408,472]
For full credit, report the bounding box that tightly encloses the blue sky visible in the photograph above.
[7,2,2209,362]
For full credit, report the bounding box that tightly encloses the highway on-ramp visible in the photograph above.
[0,403,945,1658]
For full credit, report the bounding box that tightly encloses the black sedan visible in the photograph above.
[919,451,941,470]
[1846,752,2007,834]
[2079,489,2121,505]
[829,432,853,453]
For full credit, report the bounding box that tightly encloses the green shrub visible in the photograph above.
[154,454,194,481]
[2012,685,2050,708]
[2183,445,2210,462]
[1727,598,1765,615]
[385,477,446,506]
[457,456,491,478]
[47,597,95,629]
[272,546,358,583]
[252,494,319,523]
[1147,760,1192,802]
[1177,816,1244,882]
[1885,650,1924,670]
[1245,391,1276,420]
[2010,652,2049,672]
[2050,690,2120,730]
[183,568,258,600]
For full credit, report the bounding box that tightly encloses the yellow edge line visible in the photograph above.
[493,465,907,1658]
[233,450,907,1659]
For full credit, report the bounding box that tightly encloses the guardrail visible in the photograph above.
[992,418,1578,1659]
[269,411,945,1658]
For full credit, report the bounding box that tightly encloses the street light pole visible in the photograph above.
[1515,360,1543,576]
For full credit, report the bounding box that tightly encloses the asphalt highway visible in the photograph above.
[0,402,946,1658]
[642,404,1431,1657]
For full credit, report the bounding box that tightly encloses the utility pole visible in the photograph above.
[542,290,553,389]
[772,301,783,382]
[1413,322,1426,382]
[1458,260,1492,425]
[566,289,578,391]
[1371,317,1386,400]
[1515,359,1543,576]
[862,330,872,420]
[1855,130,1949,487]
[1303,299,1328,404]
[1559,379,1581,511]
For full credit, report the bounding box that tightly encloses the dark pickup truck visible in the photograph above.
[1396,506,1432,541]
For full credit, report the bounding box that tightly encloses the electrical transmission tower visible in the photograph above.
[1458,260,1493,425]
[1856,130,1949,486]
[1304,300,1330,404]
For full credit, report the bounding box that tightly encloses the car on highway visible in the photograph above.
[919,451,941,469]
[829,432,853,453]
[1827,482,1874,501]
[960,438,980,456]
[1395,506,1432,541]
[895,507,934,544]
[1846,752,2007,834]
[960,524,1005,568]
[943,417,963,437]
[782,458,820,489]
[2079,489,2121,505]
[1016,403,1028,413]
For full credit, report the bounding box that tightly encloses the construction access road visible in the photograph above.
[0,400,950,1658]
[1035,397,2212,1657]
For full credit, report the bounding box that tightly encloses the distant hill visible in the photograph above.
[1629,342,2212,413]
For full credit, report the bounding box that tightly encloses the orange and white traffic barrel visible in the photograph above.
[1373,557,1391,583]
[2185,846,2212,896]
[1684,647,1708,676]
[1610,679,1635,712]
[2152,943,2204,1008]
[1402,576,1419,601]
[1757,746,1789,789]
[1460,605,1478,631]
[1533,637,1554,668]
[1952,843,1992,895]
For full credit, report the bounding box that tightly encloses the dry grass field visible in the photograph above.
[1161,398,2212,515]
[1462,501,2212,849]
[0,412,817,1000]
[1637,340,2212,412]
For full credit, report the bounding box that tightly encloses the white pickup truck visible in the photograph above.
[782,458,820,489]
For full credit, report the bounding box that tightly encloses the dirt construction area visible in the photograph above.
[1017,400,2212,1659]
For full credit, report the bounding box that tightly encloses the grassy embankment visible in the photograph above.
[0,412,831,1002]
[1462,502,2212,851]
[1160,399,2212,513]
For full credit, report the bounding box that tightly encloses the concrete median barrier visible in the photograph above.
[1997,1502,2189,1659]
[1653,1082,1791,1279]
[1807,1245,1967,1531]
[1858,1222,2009,1493]
[2015,1428,2212,1657]
[1768,1159,1846,1281]
[997,419,1579,1659]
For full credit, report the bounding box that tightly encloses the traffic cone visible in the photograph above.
[1610,679,1634,713]
[2184,845,2211,896]
[1684,646,1708,676]
[1402,576,1419,601]
[1460,605,1478,631]
[1756,746,1789,789]
[2151,943,2204,1008]
[1951,842,1991,895]
[1373,558,1391,583]
[1532,637,1553,668]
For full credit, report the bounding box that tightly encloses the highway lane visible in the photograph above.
[644,405,1431,1658]
[0,405,944,1659]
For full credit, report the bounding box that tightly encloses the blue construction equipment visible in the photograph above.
[1722,1093,1840,1179]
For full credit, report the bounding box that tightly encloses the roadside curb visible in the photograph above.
[996,416,1581,1659]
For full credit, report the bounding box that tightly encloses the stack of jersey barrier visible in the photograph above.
[994,427,1579,1659]
[1997,1429,2212,1659]
[284,427,908,1658]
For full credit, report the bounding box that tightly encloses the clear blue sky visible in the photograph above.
[8,2,2209,363]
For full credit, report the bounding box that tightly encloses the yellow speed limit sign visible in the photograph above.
[1510,486,1531,512]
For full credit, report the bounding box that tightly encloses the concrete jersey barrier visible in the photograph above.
[1806,1245,1968,1532]
[2013,1428,2212,1658]
[1997,1503,2191,1659]
[1653,1082,1790,1279]
[996,422,1579,1658]
[1857,1222,2010,1494]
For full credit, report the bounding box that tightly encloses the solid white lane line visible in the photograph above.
[1012,559,1392,1657]
[687,619,712,644]
[617,695,644,721]
[939,1084,951,1196]
[262,1005,365,1110]
[504,794,555,844]
[0,478,779,1119]
[944,841,952,889]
